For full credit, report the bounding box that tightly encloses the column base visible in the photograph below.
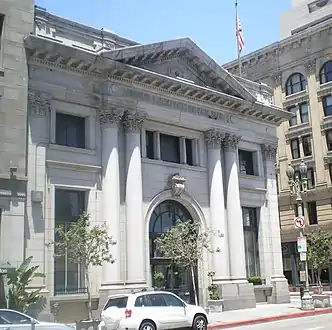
[268,277,291,304]
[217,281,256,311]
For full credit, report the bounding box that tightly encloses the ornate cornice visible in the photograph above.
[99,105,124,128]
[304,59,316,75]
[223,133,241,152]
[204,129,224,149]
[261,144,277,162]
[122,111,147,133]
[28,91,52,117]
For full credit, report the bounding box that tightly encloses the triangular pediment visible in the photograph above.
[101,38,256,102]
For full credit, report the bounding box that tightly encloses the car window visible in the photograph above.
[0,311,31,324]
[134,295,146,307]
[145,294,166,307]
[162,294,184,307]
[103,296,128,310]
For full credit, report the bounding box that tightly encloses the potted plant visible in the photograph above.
[247,276,263,286]
[153,272,165,290]
[155,220,222,305]
[206,271,223,313]
[49,212,116,329]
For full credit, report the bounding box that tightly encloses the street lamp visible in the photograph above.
[286,160,314,311]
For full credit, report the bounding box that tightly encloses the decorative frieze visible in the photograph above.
[122,111,147,133]
[204,129,224,149]
[223,133,241,152]
[99,105,124,128]
[28,92,52,117]
[304,59,316,75]
[261,144,277,162]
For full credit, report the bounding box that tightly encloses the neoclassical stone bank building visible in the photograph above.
[23,6,290,322]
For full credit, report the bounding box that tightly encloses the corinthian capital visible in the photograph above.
[223,133,241,152]
[122,110,147,133]
[99,104,124,128]
[261,144,277,162]
[204,129,224,149]
[28,91,52,117]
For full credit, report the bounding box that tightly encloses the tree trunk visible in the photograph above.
[317,268,322,287]
[190,266,198,305]
[85,268,93,320]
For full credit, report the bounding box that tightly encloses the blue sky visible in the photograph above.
[35,0,290,64]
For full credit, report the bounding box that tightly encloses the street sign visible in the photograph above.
[294,216,305,229]
[300,252,307,261]
[297,236,307,253]
[299,270,306,282]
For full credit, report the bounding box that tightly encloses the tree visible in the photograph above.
[7,256,45,313]
[307,228,332,286]
[155,220,222,305]
[50,212,116,320]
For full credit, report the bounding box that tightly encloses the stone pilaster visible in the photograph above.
[100,105,124,288]
[261,144,290,304]
[204,129,229,282]
[123,110,147,285]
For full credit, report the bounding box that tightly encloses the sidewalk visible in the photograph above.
[208,299,332,329]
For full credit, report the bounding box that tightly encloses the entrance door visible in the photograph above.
[149,200,199,304]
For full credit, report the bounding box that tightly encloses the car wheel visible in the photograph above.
[139,320,156,330]
[192,315,207,330]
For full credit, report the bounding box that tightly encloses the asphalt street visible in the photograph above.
[228,314,332,329]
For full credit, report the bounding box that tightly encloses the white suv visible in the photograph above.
[100,291,208,330]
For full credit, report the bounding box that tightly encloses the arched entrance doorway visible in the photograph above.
[149,200,198,304]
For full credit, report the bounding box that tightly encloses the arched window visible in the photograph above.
[320,61,332,84]
[149,200,192,258]
[285,73,306,96]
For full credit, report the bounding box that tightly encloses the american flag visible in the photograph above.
[236,15,244,53]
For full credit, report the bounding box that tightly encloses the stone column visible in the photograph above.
[223,133,247,282]
[204,129,229,282]
[100,106,123,286]
[123,110,147,285]
[261,144,290,304]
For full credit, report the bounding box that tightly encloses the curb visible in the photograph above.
[208,307,332,329]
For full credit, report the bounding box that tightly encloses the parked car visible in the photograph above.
[0,309,73,329]
[101,291,208,330]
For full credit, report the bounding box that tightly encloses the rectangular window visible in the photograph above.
[329,164,332,183]
[160,134,180,163]
[322,95,332,117]
[326,130,332,151]
[242,207,260,278]
[56,113,85,148]
[288,106,297,126]
[299,102,309,123]
[54,189,86,295]
[302,135,312,156]
[307,201,318,225]
[185,139,194,166]
[294,203,304,217]
[146,130,155,160]
[307,168,315,189]
[239,150,256,175]
[276,174,279,194]
[290,138,300,159]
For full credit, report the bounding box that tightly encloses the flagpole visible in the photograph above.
[235,0,242,76]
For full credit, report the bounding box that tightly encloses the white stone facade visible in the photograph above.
[21,7,291,322]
